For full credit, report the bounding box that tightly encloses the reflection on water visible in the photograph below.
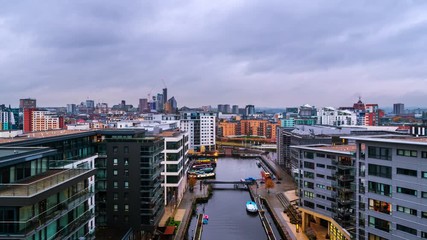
[187,157,267,240]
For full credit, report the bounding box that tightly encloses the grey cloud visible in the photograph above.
[1,0,427,108]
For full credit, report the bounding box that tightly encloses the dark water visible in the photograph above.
[187,157,269,240]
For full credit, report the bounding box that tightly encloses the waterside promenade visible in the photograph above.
[158,154,311,240]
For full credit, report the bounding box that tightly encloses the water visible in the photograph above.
[187,157,271,240]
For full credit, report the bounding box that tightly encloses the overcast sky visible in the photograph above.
[1,0,427,108]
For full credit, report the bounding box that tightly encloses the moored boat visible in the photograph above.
[246,201,258,213]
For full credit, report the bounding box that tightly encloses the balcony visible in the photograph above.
[0,168,93,197]
[0,188,93,238]
[50,209,95,240]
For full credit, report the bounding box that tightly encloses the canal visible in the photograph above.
[187,157,281,240]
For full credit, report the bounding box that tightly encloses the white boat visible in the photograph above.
[246,201,258,213]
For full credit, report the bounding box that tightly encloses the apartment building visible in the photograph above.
[180,111,216,152]
[344,135,427,240]
[292,144,355,240]
[0,147,96,240]
[23,109,64,133]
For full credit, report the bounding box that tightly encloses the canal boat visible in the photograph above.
[195,172,216,179]
[246,201,258,213]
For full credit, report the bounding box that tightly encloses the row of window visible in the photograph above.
[368,181,427,198]
[303,161,336,170]
[368,164,427,178]
[368,146,427,160]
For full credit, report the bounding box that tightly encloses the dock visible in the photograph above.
[193,213,204,240]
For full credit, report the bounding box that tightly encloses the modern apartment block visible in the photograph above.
[95,129,165,235]
[23,109,64,133]
[343,135,427,240]
[292,144,355,240]
[180,111,216,152]
[159,130,189,206]
[0,146,96,240]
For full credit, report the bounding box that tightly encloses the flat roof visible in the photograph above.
[0,148,33,158]
[291,144,356,155]
[343,135,427,146]
[0,130,92,144]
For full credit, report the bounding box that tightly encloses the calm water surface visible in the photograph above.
[187,157,269,240]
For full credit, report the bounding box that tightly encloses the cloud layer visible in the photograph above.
[1,0,427,108]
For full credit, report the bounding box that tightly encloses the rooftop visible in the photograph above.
[291,144,356,154]
[157,129,185,137]
[0,130,92,145]
[343,135,427,146]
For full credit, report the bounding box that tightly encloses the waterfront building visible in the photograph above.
[280,118,295,128]
[239,119,279,142]
[159,130,189,206]
[217,121,238,137]
[291,144,355,240]
[0,144,96,239]
[180,111,216,152]
[343,135,427,240]
[393,103,404,115]
[95,129,165,234]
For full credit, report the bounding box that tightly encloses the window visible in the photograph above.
[304,161,314,169]
[304,171,314,179]
[397,205,417,216]
[114,205,118,211]
[304,191,314,199]
[304,151,314,159]
[326,176,336,180]
[368,233,387,240]
[316,174,325,178]
[397,149,417,157]
[368,216,390,232]
[113,181,118,188]
[304,181,314,189]
[113,146,118,154]
[368,147,391,160]
[422,232,427,239]
[304,200,314,209]
[368,181,391,196]
[422,151,427,158]
[124,204,129,212]
[316,184,326,189]
[316,204,325,209]
[316,153,325,158]
[124,146,129,154]
[326,165,336,170]
[368,164,392,178]
[124,192,129,200]
[396,168,417,177]
[124,158,129,166]
[369,199,391,214]
[423,192,427,199]
[113,193,118,200]
[124,181,129,188]
[124,169,129,176]
[113,170,118,176]
[316,163,325,168]
[422,172,427,179]
[396,224,417,235]
[397,187,417,196]
[113,159,118,166]
[422,212,427,218]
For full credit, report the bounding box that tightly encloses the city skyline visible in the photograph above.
[1,1,427,107]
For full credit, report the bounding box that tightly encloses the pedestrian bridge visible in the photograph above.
[202,180,256,185]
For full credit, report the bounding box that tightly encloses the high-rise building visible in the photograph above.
[245,105,255,116]
[232,105,239,114]
[393,103,404,115]
[180,111,216,152]
[86,100,95,109]
[157,93,164,112]
[23,109,64,132]
[19,98,36,111]
[224,104,231,114]
[217,104,225,113]
[139,98,148,113]
[162,88,168,105]
[67,103,77,114]
[0,107,17,131]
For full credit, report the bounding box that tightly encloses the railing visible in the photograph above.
[0,188,93,237]
[49,209,95,240]
[0,168,92,197]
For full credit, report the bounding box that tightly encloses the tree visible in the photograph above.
[188,177,197,192]
[265,178,275,194]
